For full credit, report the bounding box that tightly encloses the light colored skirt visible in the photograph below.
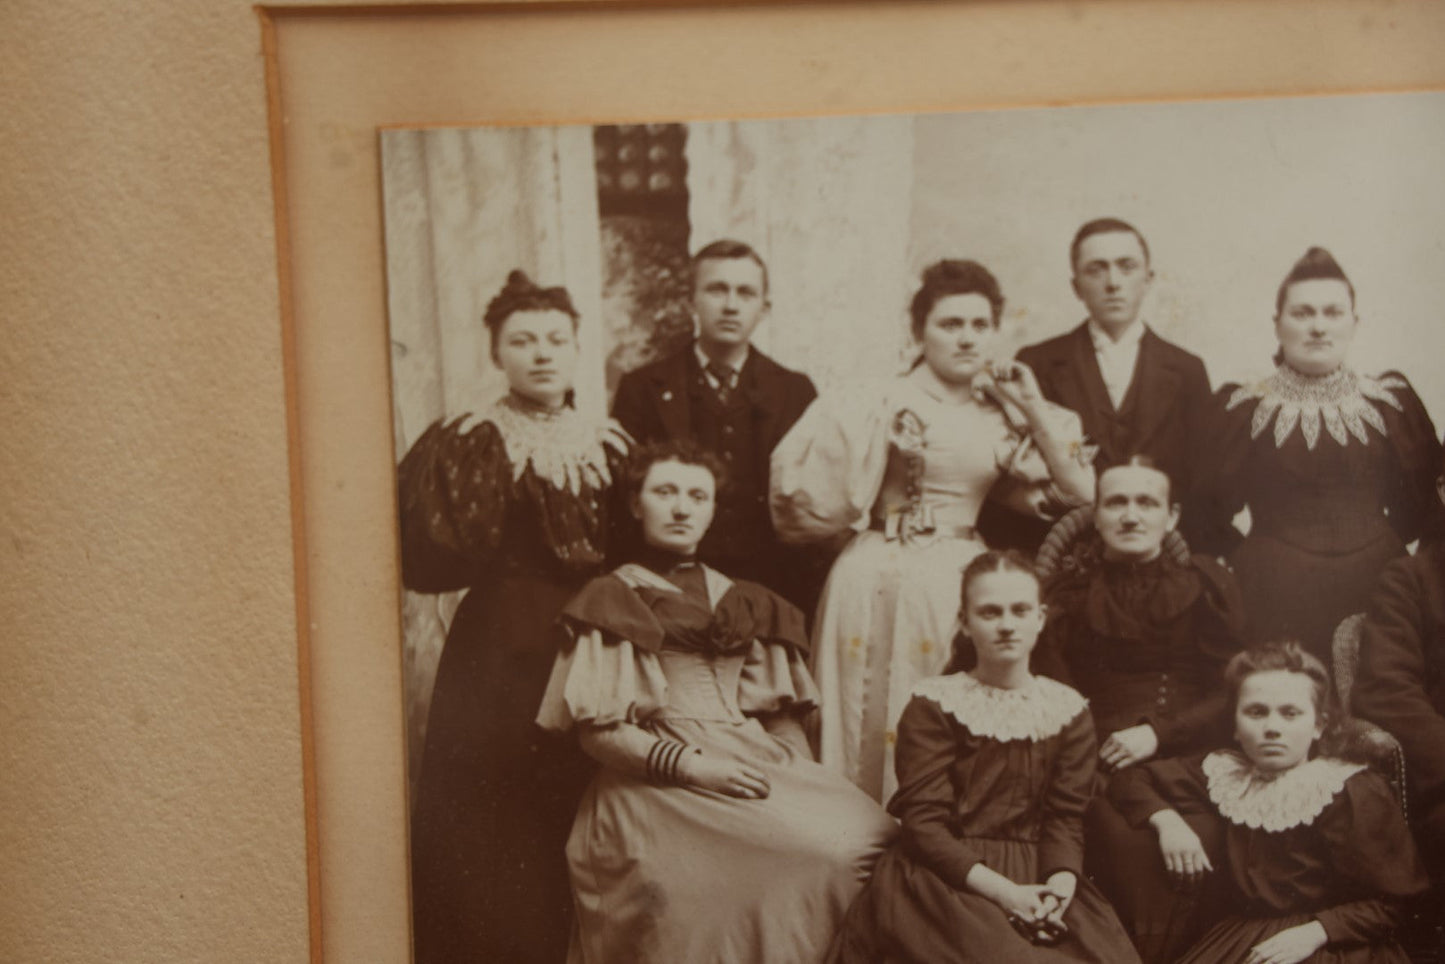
[566,715,897,964]
[812,530,985,802]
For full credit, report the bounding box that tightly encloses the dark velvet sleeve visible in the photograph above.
[1378,373,1443,546]
[1312,771,1430,945]
[1354,554,1445,813]
[1146,559,1246,754]
[1108,753,1213,829]
[1188,385,1251,559]
[1036,708,1098,879]
[396,417,509,592]
[889,696,985,892]
[1174,353,1215,550]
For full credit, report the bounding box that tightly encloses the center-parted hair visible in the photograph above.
[908,259,1005,340]
[482,269,580,352]
[621,439,731,507]
[1096,454,1175,506]
[959,549,1041,610]
[1274,246,1356,315]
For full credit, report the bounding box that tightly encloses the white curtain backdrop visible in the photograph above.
[380,126,603,782]
[686,116,917,394]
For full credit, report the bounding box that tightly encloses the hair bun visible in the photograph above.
[483,268,580,331]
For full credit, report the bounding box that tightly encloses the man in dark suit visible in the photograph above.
[612,239,820,603]
[983,218,1213,552]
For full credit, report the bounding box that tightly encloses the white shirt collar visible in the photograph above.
[1087,318,1147,351]
[694,343,748,384]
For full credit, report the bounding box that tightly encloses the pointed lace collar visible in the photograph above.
[1225,366,1405,450]
[1202,749,1365,832]
[912,673,1087,742]
[485,394,628,494]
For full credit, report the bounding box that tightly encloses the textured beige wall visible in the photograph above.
[2,2,310,962]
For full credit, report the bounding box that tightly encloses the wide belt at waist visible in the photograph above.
[868,518,979,541]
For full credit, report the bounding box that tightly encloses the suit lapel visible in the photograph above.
[1128,330,1181,446]
[1068,324,1117,422]
[741,350,785,450]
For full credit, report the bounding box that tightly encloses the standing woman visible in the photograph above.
[1193,248,1441,662]
[771,259,1095,801]
[399,271,629,963]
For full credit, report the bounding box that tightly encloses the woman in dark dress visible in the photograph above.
[1034,458,1247,963]
[1110,642,1429,964]
[1193,247,1441,661]
[399,271,629,964]
[828,552,1139,964]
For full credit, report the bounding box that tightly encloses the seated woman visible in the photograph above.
[1033,457,1246,962]
[537,441,897,964]
[771,259,1094,802]
[1191,246,1441,662]
[1111,642,1429,964]
[829,552,1140,964]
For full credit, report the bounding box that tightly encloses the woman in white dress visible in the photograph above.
[771,259,1095,801]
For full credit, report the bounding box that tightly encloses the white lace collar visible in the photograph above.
[912,673,1087,742]
[1225,366,1405,450]
[1202,749,1365,832]
[485,394,628,494]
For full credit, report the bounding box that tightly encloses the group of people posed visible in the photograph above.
[397,218,1445,964]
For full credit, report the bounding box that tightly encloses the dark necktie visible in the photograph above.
[705,361,735,405]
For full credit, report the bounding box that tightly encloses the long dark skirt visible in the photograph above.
[410,573,592,964]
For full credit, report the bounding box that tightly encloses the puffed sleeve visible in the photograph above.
[889,695,986,891]
[769,386,893,544]
[397,417,510,592]
[989,401,1092,519]
[1377,373,1443,546]
[1312,770,1430,945]
[730,581,819,717]
[1108,753,1214,829]
[1036,708,1099,878]
[1189,384,1253,559]
[535,575,670,733]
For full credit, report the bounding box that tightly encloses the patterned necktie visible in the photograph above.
[705,360,735,405]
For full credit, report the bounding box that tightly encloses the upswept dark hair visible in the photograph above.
[692,239,769,296]
[621,439,730,506]
[1069,217,1151,272]
[1274,246,1356,315]
[908,259,1005,339]
[482,269,580,352]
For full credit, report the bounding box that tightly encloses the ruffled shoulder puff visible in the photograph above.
[769,378,914,544]
[713,577,809,656]
[537,570,670,733]
[1202,749,1367,832]
[911,673,1088,743]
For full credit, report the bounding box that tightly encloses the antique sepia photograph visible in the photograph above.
[381,90,1445,963]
